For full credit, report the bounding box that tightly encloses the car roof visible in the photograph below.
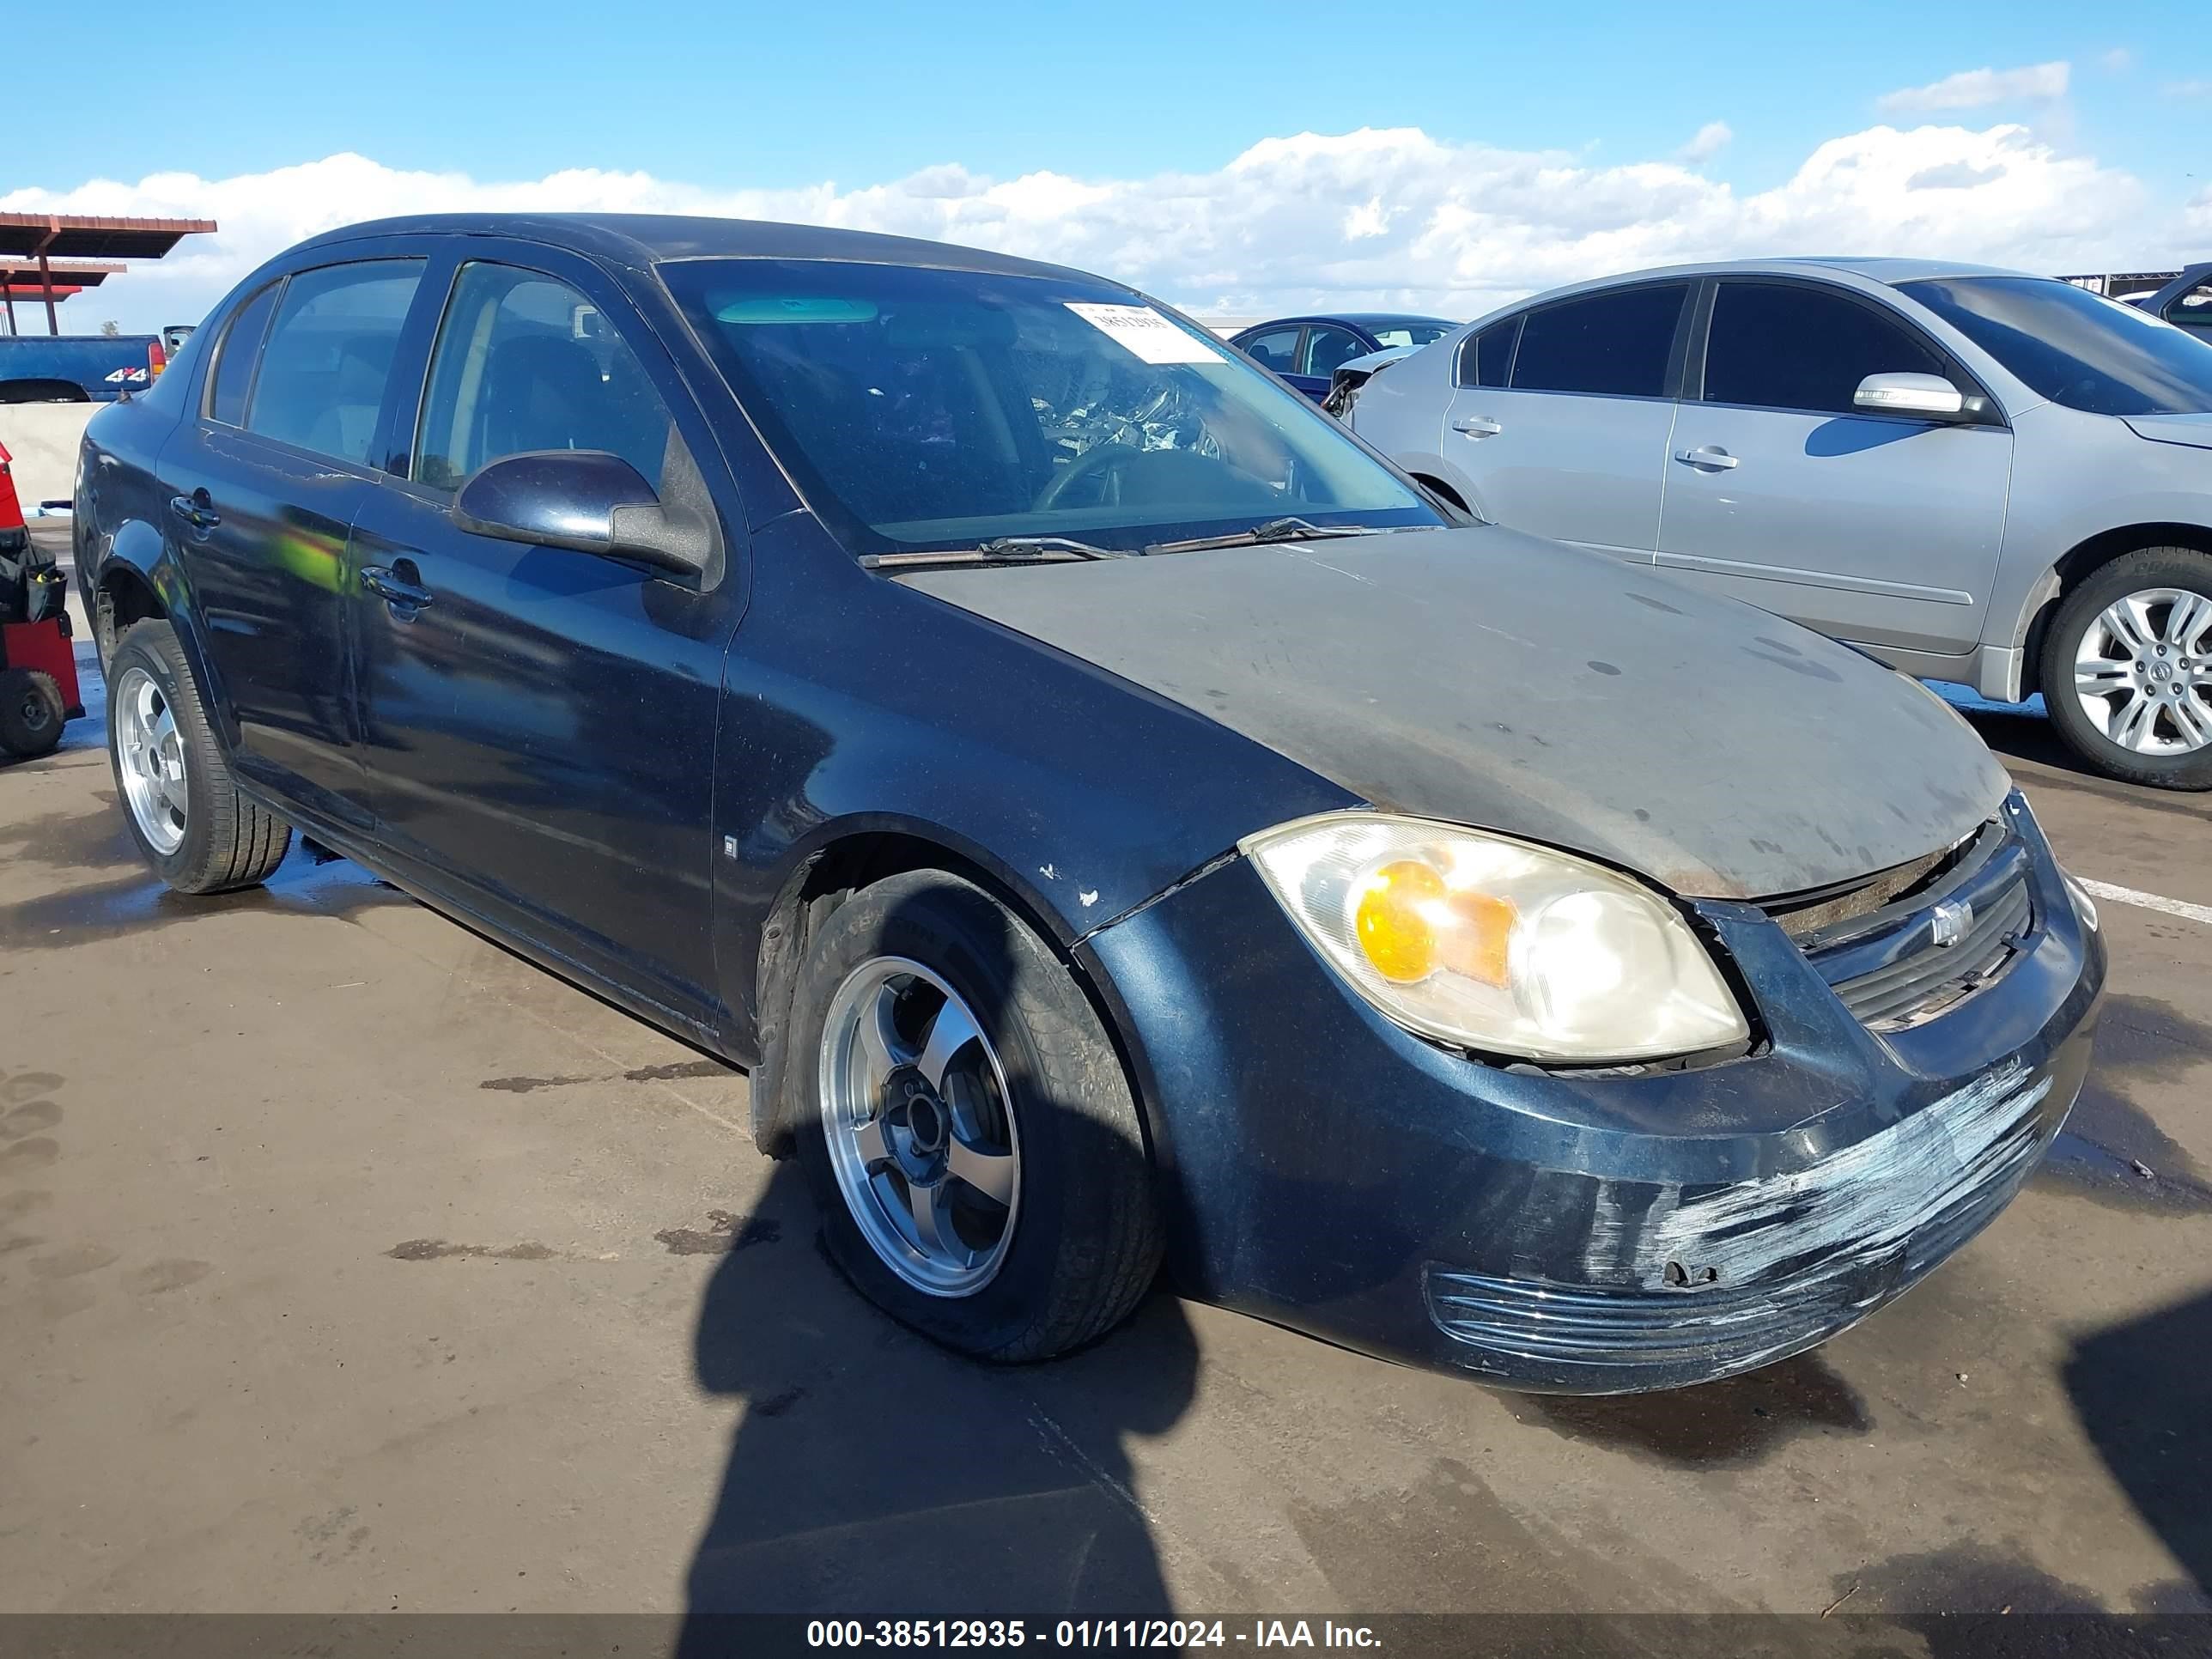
[1528,256,2036,292]
[1237,312,1455,334]
[282,212,1115,288]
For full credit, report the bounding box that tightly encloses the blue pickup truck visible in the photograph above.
[0,325,194,403]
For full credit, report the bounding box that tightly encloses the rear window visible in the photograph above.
[1368,324,1450,350]
[1510,284,1688,398]
[244,260,424,465]
[1906,276,2212,416]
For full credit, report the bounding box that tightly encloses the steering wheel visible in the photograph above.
[1034,441,1143,512]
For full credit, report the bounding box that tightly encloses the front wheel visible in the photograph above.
[789,870,1163,1361]
[2040,547,2212,790]
[106,620,293,891]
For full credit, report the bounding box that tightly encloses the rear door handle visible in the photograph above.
[360,563,434,611]
[1674,446,1740,470]
[168,492,221,531]
[1452,416,1504,437]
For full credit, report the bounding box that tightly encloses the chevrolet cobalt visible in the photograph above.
[75,216,2104,1391]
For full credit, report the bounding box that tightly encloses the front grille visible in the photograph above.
[1832,875,2032,1027]
[1771,815,2039,1033]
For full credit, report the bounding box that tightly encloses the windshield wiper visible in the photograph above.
[1141,517,1383,556]
[859,536,1131,572]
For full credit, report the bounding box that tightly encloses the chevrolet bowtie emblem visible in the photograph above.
[1929,899,1973,948]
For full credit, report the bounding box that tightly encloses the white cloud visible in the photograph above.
[2100,47,2135,73]
[2167,79,2212,99]
[0,121,2178,332]
[1877,62,2070,114]
[1676,122,1734,165]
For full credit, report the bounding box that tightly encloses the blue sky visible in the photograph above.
[7,0,2209,330]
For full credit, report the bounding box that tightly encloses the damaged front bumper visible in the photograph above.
[1078,793,2105,1394]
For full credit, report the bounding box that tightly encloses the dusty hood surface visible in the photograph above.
[902,526,2011,901]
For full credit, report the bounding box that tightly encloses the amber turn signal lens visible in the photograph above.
[1352,859,1516,988]
[1354,860,1445,982]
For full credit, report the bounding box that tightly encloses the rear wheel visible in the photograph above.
[106,621,292,891]
[2041,547,2212,790]
[790,870,1162,1361]
[0,668,64,759]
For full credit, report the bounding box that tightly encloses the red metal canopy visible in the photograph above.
[0,213,216,261]
[0,214,216,334]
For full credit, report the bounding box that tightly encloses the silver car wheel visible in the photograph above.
[114,665,189,854]
[2072,586,2212,756]
[818,957,1021,1297]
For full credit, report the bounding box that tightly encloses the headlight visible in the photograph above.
[1240,813,1750,1063]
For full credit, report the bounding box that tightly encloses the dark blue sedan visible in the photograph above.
[74,216,2101,1392]
[1230,312,1457,399]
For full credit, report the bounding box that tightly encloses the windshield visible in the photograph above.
[659,259,1437,555]
[1904,276,2212,416]
[1367,324,1451,349]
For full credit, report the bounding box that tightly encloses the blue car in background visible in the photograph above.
[1229,312,1455,400]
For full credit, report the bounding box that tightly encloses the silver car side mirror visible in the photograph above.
[1853,372,1968,419]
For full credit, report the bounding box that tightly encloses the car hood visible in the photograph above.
[901,526,2010,901]
[2122,413,2212,452]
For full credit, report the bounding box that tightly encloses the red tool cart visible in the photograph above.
[0,438,82,760]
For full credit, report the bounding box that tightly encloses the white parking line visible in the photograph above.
[2079,878,2212,927]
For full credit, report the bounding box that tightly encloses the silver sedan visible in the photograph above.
[1346,258,2212,788]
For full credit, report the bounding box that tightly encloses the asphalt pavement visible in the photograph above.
[3,608,2208,1622]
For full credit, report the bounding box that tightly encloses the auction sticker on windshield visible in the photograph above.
[1064,302,1224,364]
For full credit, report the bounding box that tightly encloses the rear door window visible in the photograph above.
[1240,328,1302,374]
[1303,325,1366,378]
[206,282,280,427]
[414,260,679,494]
[245,260,425,465]
[1704,282,1948,415]
[1457,317,1521,387]
[1510,284,1688,398]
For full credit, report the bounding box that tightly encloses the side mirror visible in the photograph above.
[452,450,713,578]
[1853,372,1969,420]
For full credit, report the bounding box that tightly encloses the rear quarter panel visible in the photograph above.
[75,355,235,738]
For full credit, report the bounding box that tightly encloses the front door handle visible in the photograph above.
[1452,416,1504,437]
[1675,446,1740,470]
[360,563,434,611]
[168,492,221,531]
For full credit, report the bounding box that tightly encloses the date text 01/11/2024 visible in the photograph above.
[805,1620,1382,1648]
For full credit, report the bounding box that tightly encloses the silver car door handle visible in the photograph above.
[1452,416,1504,437]
[1675,446,1739,470]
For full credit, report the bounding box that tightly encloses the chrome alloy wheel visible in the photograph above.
[114,665,188,854]
[2073,587,2212,756]
[818,957,1021,1297]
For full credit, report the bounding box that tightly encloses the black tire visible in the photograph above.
[789,870,1162,1362]
[105,620,293,892]
[0,668,64,759]
[2040,547,2212,791]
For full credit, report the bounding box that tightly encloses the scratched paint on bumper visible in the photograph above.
[1425,1056,2075,1390]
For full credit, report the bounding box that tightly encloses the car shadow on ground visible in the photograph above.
[676,1170,1194,1631]
[2063,1287,2212,1610]
[676,883,1194,1636]
[1942,686,2212,812]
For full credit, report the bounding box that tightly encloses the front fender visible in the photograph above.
[704,510,1358,1121]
